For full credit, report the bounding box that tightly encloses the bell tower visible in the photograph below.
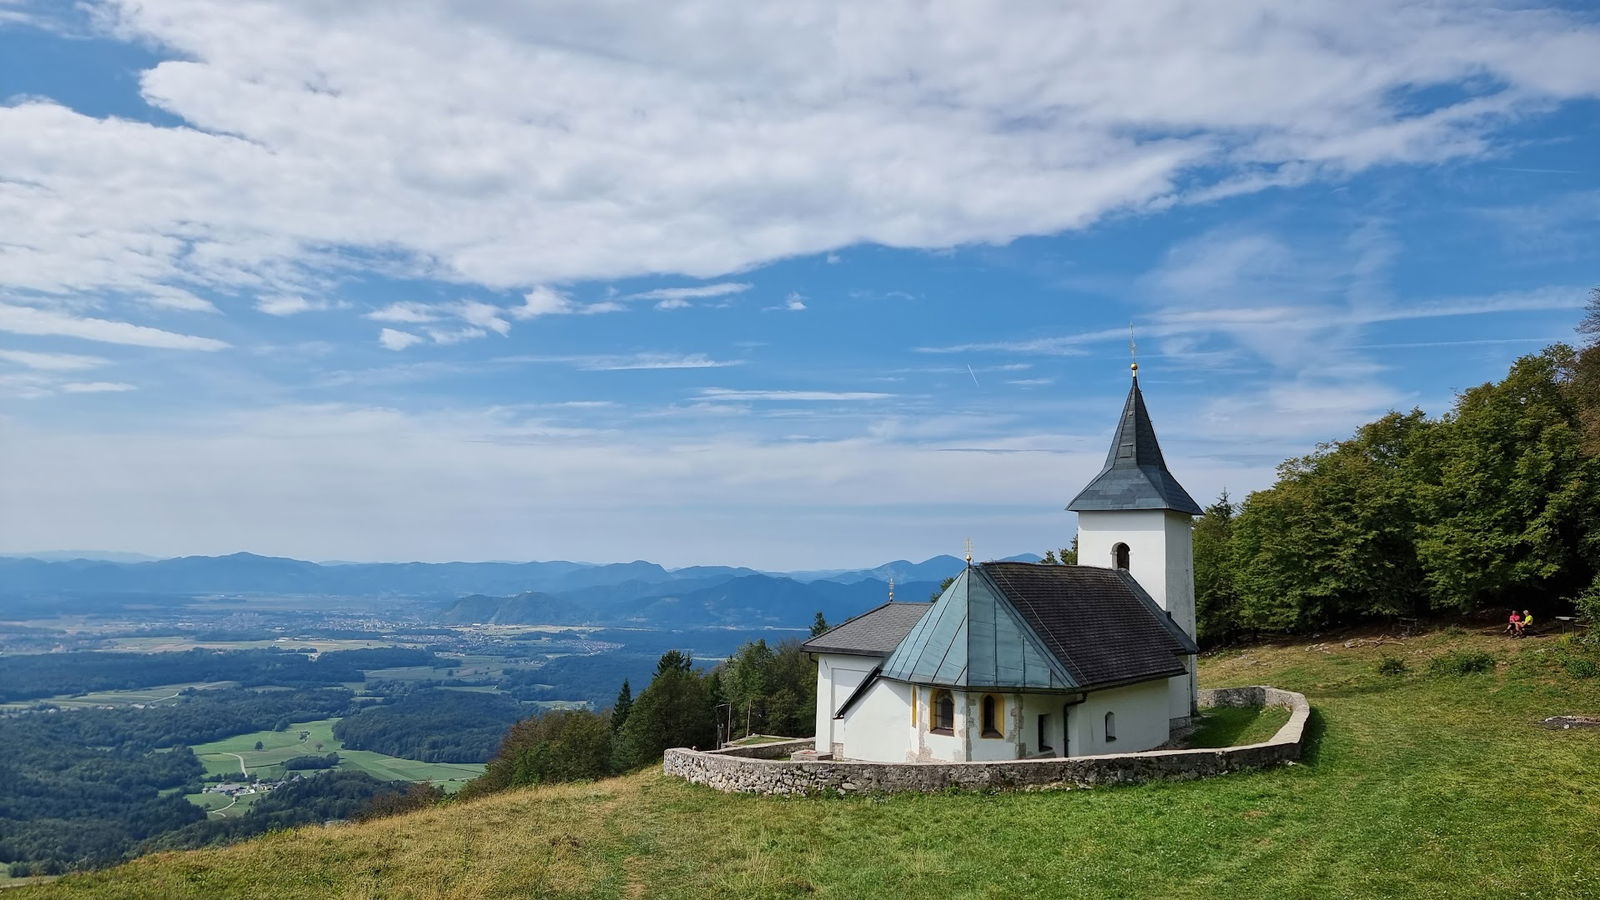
[1068,363,1202,723]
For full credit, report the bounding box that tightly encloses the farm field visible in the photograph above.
[103,637,405,654]
[0,681,237,712]
[189,718,484,793]
[183,790,261,819]
[26,627,1600,899]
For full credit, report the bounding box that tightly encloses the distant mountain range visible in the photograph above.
[0,551,1041,627]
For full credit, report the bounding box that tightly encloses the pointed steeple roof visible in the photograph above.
[1067,374,1202,515]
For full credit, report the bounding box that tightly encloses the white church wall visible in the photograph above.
[1069,679,1170,755]
[1076,509,1172,615]
[1077,508,1198,722]
[963,690,1024,762]
[814,654,874,757]
[1018,692,1067,757]
[839,678,913,762]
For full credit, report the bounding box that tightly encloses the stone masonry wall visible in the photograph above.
[663,685,1309,795]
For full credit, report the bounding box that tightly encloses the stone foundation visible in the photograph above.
[664,685,1309,795]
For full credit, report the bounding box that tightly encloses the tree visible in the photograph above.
[723,640,773,738]
[1413,347,1600,611]
[1232,410,1433,630]
[610,680,632,734]
[252,741,263,751]
[617,651,714,767]
[810,611,830,636]
[461,709,613,799]
[1192,491,1240,646]
[1040,537,1078,565]
[356,782,445,822]
[930,576,956,601]
[654,649,693,677]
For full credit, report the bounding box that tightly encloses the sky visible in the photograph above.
[0,1,1597,570]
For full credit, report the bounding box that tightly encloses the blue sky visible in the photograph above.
[0,1,1597,569]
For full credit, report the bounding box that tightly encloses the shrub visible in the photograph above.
[1377,655,1408,676]
[1557,651,1600,679]
[1429,650,1496,676]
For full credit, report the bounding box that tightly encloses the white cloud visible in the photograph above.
[0,349,109,371]
[628,282,751,311]
[504,352,745,371]
[367,302,444,324]
[59,381,136,393]
[510,286,621,319]
[0,0,1595,324]
[630,282,751,302]
[377,327,422,351]
[766,292,807,312]
[698,388,894,402]
[256,294,341,316]
[367,299,511,345]
[0,303,228,350]
[0,403,1214,568]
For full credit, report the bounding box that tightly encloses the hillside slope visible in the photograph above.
[21,629,1600,899]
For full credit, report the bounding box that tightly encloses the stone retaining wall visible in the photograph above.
[663,685,1309,795]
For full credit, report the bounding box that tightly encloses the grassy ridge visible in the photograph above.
[21,629,1600,899]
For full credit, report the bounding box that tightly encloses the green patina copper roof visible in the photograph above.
[880,567,1077,691]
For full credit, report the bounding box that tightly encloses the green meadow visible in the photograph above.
[23,626,1600,899]
[189,718,484,793]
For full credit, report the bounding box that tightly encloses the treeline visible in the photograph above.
[332,689,527,763]
[7,688,352,752]
[0,687,353,870]
[1195,313,1600,642]
[134,772,436,859]
[283,752,340,770]
[461,639,816,799]
[0,738,204,871]
[0,647,438,702]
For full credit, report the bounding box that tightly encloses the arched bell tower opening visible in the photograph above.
[1067,367,1202,726]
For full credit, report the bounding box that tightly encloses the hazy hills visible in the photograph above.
[0,551,1039,627]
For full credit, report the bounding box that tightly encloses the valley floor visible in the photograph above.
[18,628,1600,899]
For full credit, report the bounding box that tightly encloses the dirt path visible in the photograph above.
[209,796,239,817]
[227,752,249,776]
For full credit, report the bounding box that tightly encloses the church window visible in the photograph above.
[980,694,1003,738]
[931,690,954,734]
[1104,711,1117,742]
[1112,542,1130,570]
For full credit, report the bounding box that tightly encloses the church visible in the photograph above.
[802,367,1203,762]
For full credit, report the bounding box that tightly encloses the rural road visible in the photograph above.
[227,752,248,776]
[209,796,238,816]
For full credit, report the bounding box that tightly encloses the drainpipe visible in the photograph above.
[1061,692,1088,758]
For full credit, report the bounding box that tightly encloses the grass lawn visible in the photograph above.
[21,628,1600,899]
[1185,704,1291,748]
[188,718,484,792]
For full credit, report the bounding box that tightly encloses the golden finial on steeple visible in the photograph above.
[1129,321,1139,378]
[964,538,974,565]
[888,577,894,602]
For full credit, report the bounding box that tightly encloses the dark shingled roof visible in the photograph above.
[1067,377,1202,516]
[979,562,1196,688]
[802,601,934,657]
